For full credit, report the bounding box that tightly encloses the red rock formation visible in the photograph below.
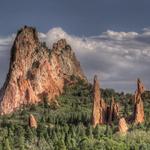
[29,114,37,128]
[0,26,86,115]
[91,77,121,127]
[92,75,101,127]
[118,117,128,134]
[134,101,144,124]
[133,78,145,124]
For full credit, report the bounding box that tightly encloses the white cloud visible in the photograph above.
[43,27,150,92]
[101,30,138,40]
[1,28,150,92]
[0,35,15,87]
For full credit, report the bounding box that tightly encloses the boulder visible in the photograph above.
[29,114,37,128]
[118,117,128,134]
[92,75,101,127]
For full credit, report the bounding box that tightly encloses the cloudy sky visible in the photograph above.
[0,0,150,92]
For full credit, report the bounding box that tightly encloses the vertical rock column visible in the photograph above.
[133,78,145,124]
[92,75,101,127]
[92,75,107,127]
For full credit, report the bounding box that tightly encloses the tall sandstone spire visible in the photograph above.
[92,75,101,127]
[92,75,107,127]
[0,26,86,115]
[133,78,145,124]
[92,76,121,127]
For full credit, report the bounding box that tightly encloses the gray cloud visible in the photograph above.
[0,35,15,87]
[43,28,150,92]
[1,28,150,93]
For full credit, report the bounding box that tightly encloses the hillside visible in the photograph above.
[0,26,149,150]
[0,79,150,150]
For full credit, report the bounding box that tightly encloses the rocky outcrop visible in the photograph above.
[118,117,128,134]
[91,77,145,129]
[29,114,37,128]
[51,39,86,81]
[0,26,86,115]
[92,76,120,127]
[133,78,145,124]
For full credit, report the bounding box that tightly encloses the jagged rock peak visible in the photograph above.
[51,38,86,81]
[137,78,145,95]
[0,26,86,115]
[52,39,67,51]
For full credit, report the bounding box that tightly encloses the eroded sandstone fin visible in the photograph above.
[0,26,87,115]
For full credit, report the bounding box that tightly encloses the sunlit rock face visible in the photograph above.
[0,26,86,115]
[133,78,145,124]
